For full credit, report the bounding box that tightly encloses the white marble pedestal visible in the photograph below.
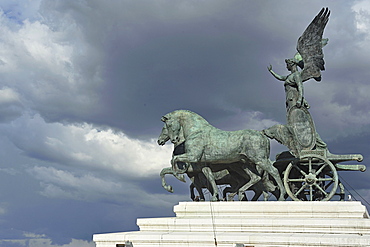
[93,201,370,247]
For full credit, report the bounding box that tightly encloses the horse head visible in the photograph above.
[161,115,182,146]
[157,125,170,146]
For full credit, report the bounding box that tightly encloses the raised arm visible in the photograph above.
[268,65,287,81]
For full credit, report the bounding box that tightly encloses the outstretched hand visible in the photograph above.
[267,64,272,71]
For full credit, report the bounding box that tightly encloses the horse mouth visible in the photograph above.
[171,136,181,145]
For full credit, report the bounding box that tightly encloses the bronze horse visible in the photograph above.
[160,110,285,201]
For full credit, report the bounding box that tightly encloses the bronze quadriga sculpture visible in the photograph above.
[158,8,366,202]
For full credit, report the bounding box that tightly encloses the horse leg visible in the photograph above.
[190,182,196,201]
[250,177,269,201]
[237,167,261,201]
[201,166,218,201]
[174,173,186,182]
[222,170,246,201]
[223,187,232,201]
[193,173,206,201]
[262,191,269,201]
[228,164,260,201]
[250,171,276,201]
[223,187,242,201]
[250,182,264,201]
[160,167,175,193]
[257,159,286,201]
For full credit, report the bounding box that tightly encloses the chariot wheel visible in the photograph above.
[283,154,338,201]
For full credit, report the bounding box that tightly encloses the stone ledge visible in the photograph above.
[137,217,370,235]
[174,201,369,218]
[93,201,370,247]
[94,231,370,247]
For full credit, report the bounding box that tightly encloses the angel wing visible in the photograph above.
[297,7,330,82]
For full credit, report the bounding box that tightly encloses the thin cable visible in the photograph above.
[209,197,218,246]
[339,174,370,207]
[203,152,218,247]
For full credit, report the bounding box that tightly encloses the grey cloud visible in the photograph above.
[6,114,172,179]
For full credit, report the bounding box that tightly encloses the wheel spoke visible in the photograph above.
[294,183,307,197]
[293,164,307,176]
[308,158,312,173]
[315,163,328,175]
[317,178,334,182]
[314,183,328,196]
[287,178,306,182]
[309,185,313,201]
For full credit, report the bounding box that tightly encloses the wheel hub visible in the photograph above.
[305,173,317,185]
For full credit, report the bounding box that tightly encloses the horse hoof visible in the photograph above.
[166,186,173,193]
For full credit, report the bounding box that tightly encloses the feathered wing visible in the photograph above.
[297,7,330,82]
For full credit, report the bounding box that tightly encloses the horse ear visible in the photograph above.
[161,116,168,122]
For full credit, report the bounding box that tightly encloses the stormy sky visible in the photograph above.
[0,0,370,246]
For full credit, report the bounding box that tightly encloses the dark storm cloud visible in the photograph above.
[3,0,367,140]
[31,0,335,137]
[5,0,362,139]
[97,1,298,136]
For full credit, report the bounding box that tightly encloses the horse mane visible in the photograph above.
[165,110,211,126]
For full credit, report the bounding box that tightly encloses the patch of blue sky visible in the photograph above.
[0,0,42,25]
[3,8,23,25]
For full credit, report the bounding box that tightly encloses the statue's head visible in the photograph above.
[285,58,297,71]
[285,54,306,71]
